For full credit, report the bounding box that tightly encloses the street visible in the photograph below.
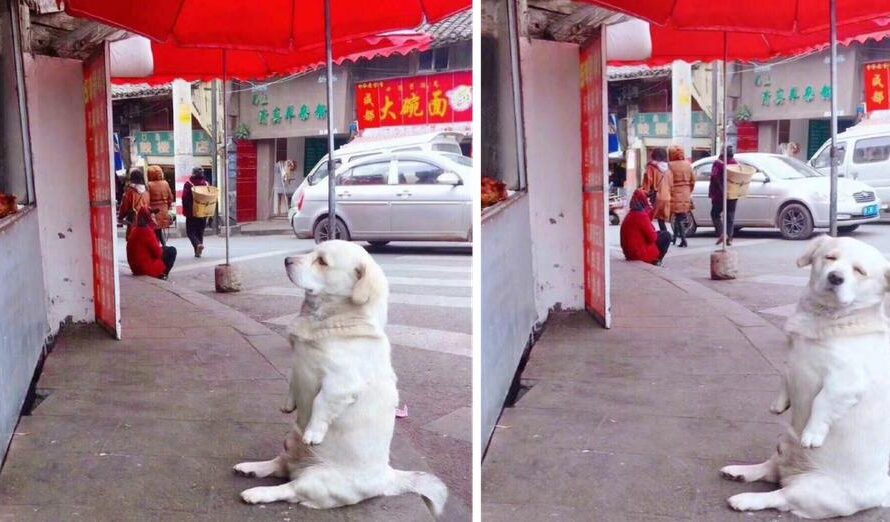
[153,234,473,515]
[610,221,890,327]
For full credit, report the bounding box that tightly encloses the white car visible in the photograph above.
[290,151,473,245]
[688,153,881,240]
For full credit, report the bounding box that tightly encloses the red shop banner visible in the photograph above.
[865,62,890,112]
[84,43,121,339]
[356,70,472,129]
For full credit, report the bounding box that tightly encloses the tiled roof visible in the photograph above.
[111,83,172,99]
[608,64,672,81]
[420,9,471,47]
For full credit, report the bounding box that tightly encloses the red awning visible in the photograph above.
[66,0,470,51]
[612,19,890,65]
[112,35,432,84]
[580,0,890,34]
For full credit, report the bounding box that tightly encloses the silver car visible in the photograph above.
[289,151,473,245]
[688,153,881,240]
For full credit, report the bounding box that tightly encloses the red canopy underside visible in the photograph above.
[66,0,469,51]
[111,35,432,84]
[582,0,890,34]
[612,19,890,65]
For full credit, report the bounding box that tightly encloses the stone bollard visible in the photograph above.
[215,264,242,293]
[710,249,738,280]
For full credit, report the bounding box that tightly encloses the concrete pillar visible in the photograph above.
[172,79,193,224]
[672,61,693,157]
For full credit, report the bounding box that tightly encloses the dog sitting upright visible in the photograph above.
[721,235,890,519]
[233,240,447,517]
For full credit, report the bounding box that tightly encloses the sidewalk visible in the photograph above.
[482,260,889,521]
[0,275,443,521]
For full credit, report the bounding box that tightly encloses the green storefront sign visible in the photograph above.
[134,130,212,157]
[252,92,326,126]
[761,84,831,107]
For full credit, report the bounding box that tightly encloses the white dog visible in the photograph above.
[721,235,890,519]
[233,240,447,517]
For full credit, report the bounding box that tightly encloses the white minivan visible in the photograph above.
[809,120,890,216]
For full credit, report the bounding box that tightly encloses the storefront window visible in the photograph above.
[0,0,34,210]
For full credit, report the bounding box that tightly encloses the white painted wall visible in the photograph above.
[25,55,95,328]
[520,39,584,318]
[481,195,537,445]
[256,139,274,221]
[0,210,49,460]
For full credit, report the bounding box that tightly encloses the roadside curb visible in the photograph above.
[631,260,789,371]
[139,276,293,377]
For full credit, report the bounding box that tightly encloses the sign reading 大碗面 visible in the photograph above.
[236,67,352,140]
[355,71,473,129]
[738,49,858,121]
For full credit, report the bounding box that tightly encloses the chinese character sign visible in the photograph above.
[865,62,890,112]
[83,44,121,339]
[354,71,472,129]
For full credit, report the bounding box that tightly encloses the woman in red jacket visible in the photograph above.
[620,189,672,265]
[127,207,177,279]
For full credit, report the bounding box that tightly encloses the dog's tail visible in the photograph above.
[385,469,448,518]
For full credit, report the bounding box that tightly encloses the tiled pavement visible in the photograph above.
[0,275,454,521]
[482,260,890,521]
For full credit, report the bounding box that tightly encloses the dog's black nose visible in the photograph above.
[827,271,845,286]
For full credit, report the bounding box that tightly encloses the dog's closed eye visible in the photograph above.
[854,265,867,277]
[316,256,328,267]
[825,254,838,262]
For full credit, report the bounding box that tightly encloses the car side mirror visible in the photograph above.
[437,172,462,185]
[753,172,769,183]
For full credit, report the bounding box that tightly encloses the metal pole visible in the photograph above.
[507,0,528,190]
[211,80,220,236]
[711,63,719,154]
[324,0,337,240]
[828,0,839,237]
[222,50,230,264]
[722,33,728,252]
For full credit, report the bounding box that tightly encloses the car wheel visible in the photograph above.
[778,203,814,240]
[684,214,697,237]
[838,224,860,235]
[312,217,350,243]
[368,241,390,248]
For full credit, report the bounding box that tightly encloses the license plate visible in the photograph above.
[864,204,878,217]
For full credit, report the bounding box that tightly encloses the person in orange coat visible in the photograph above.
[118,168,150,240]
[621,189,672,265]
[126,207,177,279]
[641,148,671,232]
[147,165,174,245]
[667,145,696,248]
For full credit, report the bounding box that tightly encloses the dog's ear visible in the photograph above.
[797,235,831,268]
[351,258,388,305]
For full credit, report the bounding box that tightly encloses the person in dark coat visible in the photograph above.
[621,189,671,265]
[126,207,177,279]
[182,167,209,258]
[709,146,739,246]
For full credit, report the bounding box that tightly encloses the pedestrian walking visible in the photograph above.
[709,146,738,246]
[126,207,177,279]
[147,165,174,245]
[182,167,209,258]
[641,148,672,233]
[118,168,150,241]
[667,145,695,248]
[620,189,671,266]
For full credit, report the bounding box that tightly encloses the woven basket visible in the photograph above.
[726,164,756,199]
[192,186,219,218]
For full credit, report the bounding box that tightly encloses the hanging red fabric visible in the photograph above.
[66,0,469,51]
[112,35,432,84]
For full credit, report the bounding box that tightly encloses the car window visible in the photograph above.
[306,159,342,185]
[812,142,846,168]
[338,162,390,186]
[746,155,821,179]
[852,136,890,164]
[397,161,446,185]
[431,142,463,155]
[693,162,713,181]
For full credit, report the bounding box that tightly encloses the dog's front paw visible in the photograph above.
[241,486,279,504]
[769,397,790,414]
[302,422,328,445]
[280,398,296,414]
[728,492,768,512]
[800,426,827,448]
